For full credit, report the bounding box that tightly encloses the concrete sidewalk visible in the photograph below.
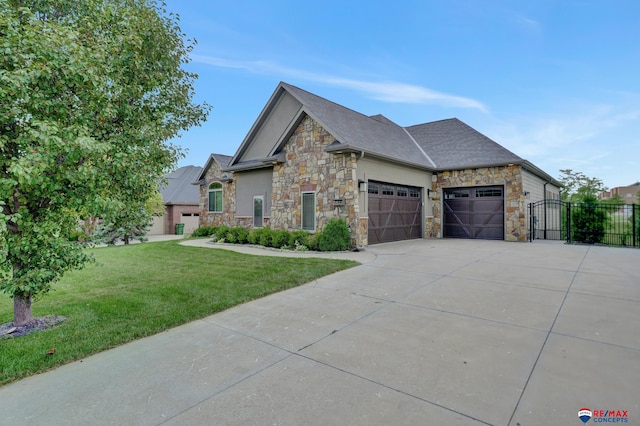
[1,239,638,425]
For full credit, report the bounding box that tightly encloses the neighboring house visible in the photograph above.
[197,82,560,246]
[600,182,640,204]
[149,165,203,235]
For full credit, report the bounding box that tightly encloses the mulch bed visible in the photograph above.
[0,316,67,339]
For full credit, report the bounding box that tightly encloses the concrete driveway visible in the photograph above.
[1,239,639,425]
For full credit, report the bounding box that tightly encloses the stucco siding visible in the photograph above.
[235,168,273,217]
[240,92,302,161]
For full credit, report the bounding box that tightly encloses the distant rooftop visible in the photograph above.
[160,165,202,204]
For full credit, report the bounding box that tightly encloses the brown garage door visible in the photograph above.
[443,186,504,240]
[368,181,422,244]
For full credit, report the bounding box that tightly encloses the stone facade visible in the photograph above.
[198,116,363,245]
[433,165,526,241]
[199,159,237,228]
[271,116,361,242]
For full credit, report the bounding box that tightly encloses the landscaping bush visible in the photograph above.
[307,233,321,251]
[271,229,291,249]
[231,226,249,244]
[192,226,216,237]
[248,227,273,246]
[318,219,351,251]
[259,227,274,247]
[225,231,237,244]
[289,230,310,249]
[213,225,231,242]
[571,196,608,244]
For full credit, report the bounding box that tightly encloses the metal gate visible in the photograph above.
[529,200,639,247]
[443,186,504,240]
[368,181,422,244]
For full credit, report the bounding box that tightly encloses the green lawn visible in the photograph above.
[0,240,358,386]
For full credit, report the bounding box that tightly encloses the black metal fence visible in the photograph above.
[528,200,639,248]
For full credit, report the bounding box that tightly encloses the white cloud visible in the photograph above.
[192,54,488,112]
[483,100,640,185]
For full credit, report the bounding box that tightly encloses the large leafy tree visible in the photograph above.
[0,0,209,326]
[558,169,608,202]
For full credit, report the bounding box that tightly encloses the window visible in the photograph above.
[445,189,470,199]
[208,182,223,212]
[368,183,379,194]
[409,188,421,198]
[253,196,263,228]
[382,185,394,196]
[476,188,502,198]
[301,192,316,231]
[397,187,408,197]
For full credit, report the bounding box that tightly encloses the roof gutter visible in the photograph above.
[222,152,286,173]
[324,144,436,171]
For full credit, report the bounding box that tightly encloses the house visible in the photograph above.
[149,165,203,235]
[600,182,640,204]
[196,82,560,246]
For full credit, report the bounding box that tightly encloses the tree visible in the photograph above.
[93,189,164,245]
[0,0,210,326]
[571,195,608,244]
[558,169,608,202]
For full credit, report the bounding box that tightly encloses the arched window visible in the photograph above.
[208,182,223,212]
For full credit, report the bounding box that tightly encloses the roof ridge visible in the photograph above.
[280,82,392,126]
[401,127,436,168]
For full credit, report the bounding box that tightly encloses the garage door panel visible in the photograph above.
[444,186,504,240]
[368,181,422,245]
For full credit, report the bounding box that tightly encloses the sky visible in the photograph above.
[164,0,639,189]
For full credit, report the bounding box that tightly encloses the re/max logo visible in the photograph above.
[592,410,628,418]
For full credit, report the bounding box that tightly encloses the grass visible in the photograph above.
[0,240,358,386]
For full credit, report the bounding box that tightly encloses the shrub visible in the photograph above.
[271,230,291,249]
[289,230,310,248]
[307,233,320,251]
[225,231,237,244]
[318,219,351,251]
[259,227,273,247]
[247,228,262,245]
[192,226,216,237]
[213,225,230,241]
[571,196,608,244]
[231,227,249,244]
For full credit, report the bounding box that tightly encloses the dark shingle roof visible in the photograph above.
[160,165,203,204]
[405,118,523,169]
[227,82,557,182]
[195,153,233,181]
[280,82,436,169]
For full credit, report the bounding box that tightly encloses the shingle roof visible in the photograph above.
[280,82,436,169]
[227,82,556,183]
[405,118,523,169]
[195,153,233,182]
[160,165,203,204]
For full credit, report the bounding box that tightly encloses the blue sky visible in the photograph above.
[165,0,639,189]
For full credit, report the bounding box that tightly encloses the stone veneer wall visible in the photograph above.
[198,160,238,228]
[271,115,361,244]
[433,165,526,242]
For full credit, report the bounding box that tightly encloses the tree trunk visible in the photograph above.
[124,234,130,245]
[14,295,33,327]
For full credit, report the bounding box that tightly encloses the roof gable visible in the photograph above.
[196,153,233,183]
[228,82,436,170]
[278,83,435,169]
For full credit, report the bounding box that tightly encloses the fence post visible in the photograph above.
[566,202,572,243]
[529,202,533,242]
[633,204,637,248]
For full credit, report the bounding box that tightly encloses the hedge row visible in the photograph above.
[191,219,351,252]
